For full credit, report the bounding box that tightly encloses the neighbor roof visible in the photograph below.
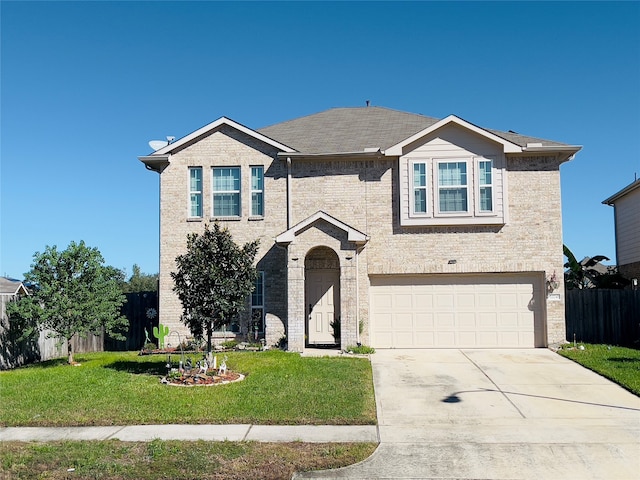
[602,178,640,205]
[0,277,28,296]
[258,106,573,155]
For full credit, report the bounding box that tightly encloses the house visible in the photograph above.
[139,106,581,351]
[603,178,640,284]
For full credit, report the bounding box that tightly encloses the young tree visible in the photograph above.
[171,224,259,353]
[6,241,127,363]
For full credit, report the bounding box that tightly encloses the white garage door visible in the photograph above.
[370,274,544,348]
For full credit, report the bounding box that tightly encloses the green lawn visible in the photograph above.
[0,350,377,427]
[1,440,377,480]
[558,344,640,396]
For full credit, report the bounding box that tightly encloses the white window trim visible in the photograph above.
[434,159,472,217]
[409,160,431,217]
[188,167,203,219]
[251,271,265,334]
[250,165,265,218]
[475,157,497,217]
[212,166,241,218]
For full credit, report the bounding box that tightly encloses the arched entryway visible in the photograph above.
[305,246,340,346]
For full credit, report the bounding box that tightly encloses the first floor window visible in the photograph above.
[438,161,468,213]
[412,162,428,214]
[189,167,203,217]
[478,160,493,212]
[251,166,264,216]
[213,167,240,217]
[251,272,265,335]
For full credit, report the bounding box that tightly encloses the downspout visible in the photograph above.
[286,157,292,229]
[355,243,365,346]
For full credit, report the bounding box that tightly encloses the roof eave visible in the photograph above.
[519,145,582,163]
[139,155,170,173]
[602,178,640,205]
[152,117,297,156]
[277,150,383,160]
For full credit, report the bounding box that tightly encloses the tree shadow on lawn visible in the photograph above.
[607,356,640,364]
[105,360,167,376]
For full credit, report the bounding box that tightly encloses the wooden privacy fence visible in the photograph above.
[565,289,640,347]
[1,291,158,369]
[105,291,158,351]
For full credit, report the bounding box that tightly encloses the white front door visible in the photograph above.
[306,269,340,344]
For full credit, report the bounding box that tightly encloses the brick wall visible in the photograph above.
[156,126,567,348]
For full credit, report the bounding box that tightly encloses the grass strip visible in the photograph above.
[558,344,640,396]
[1,440,378,479]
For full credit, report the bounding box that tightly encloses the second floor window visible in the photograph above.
[478,160,493,212]
[213,167,240,217]
[189,167,203,218]
[251,166,264,217]
[412,162,428,214]
[438,161,468,213]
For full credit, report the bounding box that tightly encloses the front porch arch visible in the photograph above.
[305,247,341,346]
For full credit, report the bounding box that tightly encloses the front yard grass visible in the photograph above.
[1,440,378,479]
[558,344,640,396]
[0,350,377,427]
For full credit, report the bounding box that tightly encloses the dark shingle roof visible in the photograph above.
[257,106,570,154]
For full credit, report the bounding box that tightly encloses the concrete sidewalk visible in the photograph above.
[0,424,379,443]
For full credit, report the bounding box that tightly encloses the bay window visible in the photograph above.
[438,161,468,213]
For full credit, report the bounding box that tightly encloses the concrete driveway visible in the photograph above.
[296,349,640,479]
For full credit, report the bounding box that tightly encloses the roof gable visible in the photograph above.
[276,211,369,244]
[384,115,522,155]
[151,117,296,156]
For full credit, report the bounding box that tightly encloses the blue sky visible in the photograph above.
[1,1,639,279]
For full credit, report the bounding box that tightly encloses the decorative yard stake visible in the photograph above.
[153,323,169,349]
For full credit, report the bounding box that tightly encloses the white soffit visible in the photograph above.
[151,117,296,156]
[385,114,522,156]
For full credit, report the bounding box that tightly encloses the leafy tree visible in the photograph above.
[563,244,629,290]
[122,264,158,293]
[171,224,259,353]
[6,241,128,363]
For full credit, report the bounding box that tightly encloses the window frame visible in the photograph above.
[410,160,430,216]
[250,166,264,218]
[188,167,203,219]
[212,166,241,218]
[475,158,495,215]
[435,159,470,216]
[251,271,265,335]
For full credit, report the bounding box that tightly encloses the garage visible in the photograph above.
[369,274,544,348]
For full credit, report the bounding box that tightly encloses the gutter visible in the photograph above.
[278,150,383,160]
[139,155,170,173]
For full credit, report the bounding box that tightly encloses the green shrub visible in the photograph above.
[221,340,238,349]
[346,345,375,354]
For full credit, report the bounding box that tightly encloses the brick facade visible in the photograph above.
[148,116,570,350]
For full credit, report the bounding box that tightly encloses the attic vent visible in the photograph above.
[526,143,543,147]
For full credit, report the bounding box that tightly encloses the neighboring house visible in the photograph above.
[139,106,581,351]
[0,277,29,314]
[1,277,31,369]
[603,178,640,283]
